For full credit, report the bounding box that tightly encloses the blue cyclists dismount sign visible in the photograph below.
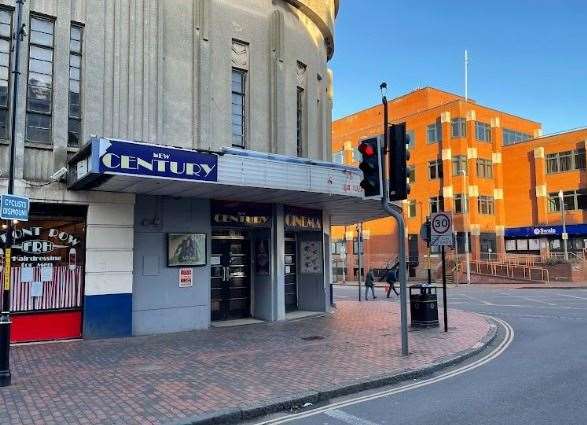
[0,194,30,221]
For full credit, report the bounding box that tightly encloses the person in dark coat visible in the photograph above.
[383,264,400,298]
[364,269,377,300]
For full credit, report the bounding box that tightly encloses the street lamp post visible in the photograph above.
[558,190,569,261]
[460,170,471,285]
[1,0,26,388]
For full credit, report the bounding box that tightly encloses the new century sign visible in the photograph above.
[91,138,218,182]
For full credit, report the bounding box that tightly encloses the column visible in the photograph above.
[84,196,135,338]
[466,110,480,260]
[491,117,505,259]
[440,112,453,212]
[272,204,286,320]
[533,147,548,224]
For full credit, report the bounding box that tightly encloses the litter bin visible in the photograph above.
[409,284,439,328]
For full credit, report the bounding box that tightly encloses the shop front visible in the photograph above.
[284,206,324,312]
[67,137,386,338]
[0,204,86,343]
[505,224,587,256]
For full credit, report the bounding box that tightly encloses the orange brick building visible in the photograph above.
[331,87,587,280]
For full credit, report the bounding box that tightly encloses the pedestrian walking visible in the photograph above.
[365,269,377,300]
[383,264,399,298]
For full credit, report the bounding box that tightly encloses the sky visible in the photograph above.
[330,0,587,134]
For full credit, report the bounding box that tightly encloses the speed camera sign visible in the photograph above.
[430,212,453,247]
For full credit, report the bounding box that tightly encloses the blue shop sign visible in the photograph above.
[91,138,218,182]
[0,194,29,221]
[505,224,587,238]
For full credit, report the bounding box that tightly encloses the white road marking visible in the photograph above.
[324,409,380,425]
[458,293,494,305]
[255,317,514,425]
[505,293,556,306]
[553,293,587,301]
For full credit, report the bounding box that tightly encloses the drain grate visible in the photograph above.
[301,335,325,341]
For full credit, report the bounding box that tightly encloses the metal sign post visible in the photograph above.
[430,212,453,333]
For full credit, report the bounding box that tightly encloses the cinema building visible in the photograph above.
[0,0,382,343]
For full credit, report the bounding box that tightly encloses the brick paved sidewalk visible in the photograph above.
[0,301,494,425]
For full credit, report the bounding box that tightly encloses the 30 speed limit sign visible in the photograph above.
[430,212,453,247]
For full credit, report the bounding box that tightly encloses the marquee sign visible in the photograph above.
[93,138,218,182]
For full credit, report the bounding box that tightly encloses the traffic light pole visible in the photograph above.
[381,84,409,356]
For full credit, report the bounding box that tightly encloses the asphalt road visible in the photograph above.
[263,285,587,425]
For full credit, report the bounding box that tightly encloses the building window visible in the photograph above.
[546,149,586,173]
[548,190,587,212]
[26,16,55,144]
[477,158,493,178]
[452,155,467,176]
[68,24,83,147]
[503,128,531,145]
[407,129,415,149]
[0,9,12,139]
[478,196,495,215]
[231,68,246,148]
[427,119,442,144]
[451,118,466,138]
[332,150,343,164]
[475,121,491,142]
[456,232,471,253]
[454,193,466,214]
[428,159,443,180]
[296,87,304,157]
[408,200,417,218]
[408,165,415,183]
[429,196,444,214]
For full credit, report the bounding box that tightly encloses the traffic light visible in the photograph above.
[358,137,382,198]
[388,122,410,201]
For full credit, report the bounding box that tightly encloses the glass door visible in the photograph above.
[284,233,298,312]
[211,233,251,321]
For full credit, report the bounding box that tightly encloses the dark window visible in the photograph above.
[296,87,304,157]
[407,129,415,149]
[408,165,415,183]
[451,118,466,138]
[546,148,586,173]
[26,16,55,144]
[231,68,246,148]
[452,155,467,176]
[408,200,417,218]
[428,159,443,179]
[68,24,83,147]
[456,232,471,253]
[475,121,491,142]
[454,194,466,213]
[478,196,495,215]
[476,158,493,179]
[549,190,587,212]
[503,128,531,145]
[427,119,442,143]
[575,148,586,169]
[429,196,444,214]
[0,9,12,139]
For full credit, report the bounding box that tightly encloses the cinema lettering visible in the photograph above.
[96,138,218,182]
[284,206,322,232]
